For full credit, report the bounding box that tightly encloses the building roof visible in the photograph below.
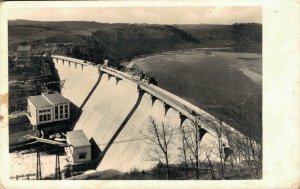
[17,45,31,51]
[42,91,69,105]
[28,91,69,109]
[67,130,90,147]
[28,95,52,109]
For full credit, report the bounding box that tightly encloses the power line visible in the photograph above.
[96,127,202,146]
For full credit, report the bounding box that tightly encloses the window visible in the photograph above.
[78,153,86,160]
[60,105,64,119]
[64,104,68,113]
[55,106,58,119]
[39,109,51,114]
[38,108,51,122]
[64,104,69,118]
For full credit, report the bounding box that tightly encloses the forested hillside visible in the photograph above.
[67,24,200,64]
[9,20,262,63]
[177,23,262,53]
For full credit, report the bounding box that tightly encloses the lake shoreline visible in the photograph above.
[124,48,262,86]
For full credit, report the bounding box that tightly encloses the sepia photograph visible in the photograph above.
[5,5,263,181]
[0,1,299,188]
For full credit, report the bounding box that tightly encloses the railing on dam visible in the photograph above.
[53,55,96,66]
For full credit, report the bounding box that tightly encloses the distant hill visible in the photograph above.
[8,20,125,49]
[67,24,200,64]
[8,20,262,62]
[177,23,262,53]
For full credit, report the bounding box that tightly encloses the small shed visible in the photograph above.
[65,130,91,164]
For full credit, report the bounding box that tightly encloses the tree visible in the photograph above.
[178,125,189,179]
[180,111,207,180]
[203,144,216,180]
[142,116,175,180]
[218,101,262,179]
[204,118,227,179]
[222,126,244,176]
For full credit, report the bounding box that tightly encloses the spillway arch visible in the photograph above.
[51,55,246,172]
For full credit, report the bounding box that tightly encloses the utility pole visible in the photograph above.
[36,150,42,180]
[55,150,61,180]
[24,135,67,180]
[55,151,61,180]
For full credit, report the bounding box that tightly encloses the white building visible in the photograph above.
[65,130,91,164]
[27,91,70,126]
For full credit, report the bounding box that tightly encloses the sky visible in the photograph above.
[7,6,261,25]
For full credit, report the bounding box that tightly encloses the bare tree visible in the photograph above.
[180,111,207,180]
[203,144,216,180]
[142,116,176,180]
[231,133,262,178]
[222,101,262,179]
[206,118,227,179]
[223,127,244,176]
[178,129,189,179]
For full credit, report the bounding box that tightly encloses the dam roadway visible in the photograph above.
[52,55,244,172]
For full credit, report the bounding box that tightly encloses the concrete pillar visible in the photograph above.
[179,112,187,127]
[192,110,198,116]
[199,128,208,141]
[116,77,122,85]
[107,74,112,81]
[163,102,170,116]
[98,69,103,79]
[150,94,157,106]
[137,85,145,95]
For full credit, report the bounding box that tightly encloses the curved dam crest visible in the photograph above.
[52,55,243,172]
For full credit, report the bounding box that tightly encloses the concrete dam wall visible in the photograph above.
[52,55,242,172]
[53,57,99,108]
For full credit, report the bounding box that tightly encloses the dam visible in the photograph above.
[52,55,244,172]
